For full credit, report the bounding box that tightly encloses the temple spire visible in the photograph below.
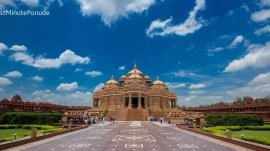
[133,61,137,69]
[156,76,160,80]
[111,75,114,80]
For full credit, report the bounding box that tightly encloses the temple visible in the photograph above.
[92,63,177,110]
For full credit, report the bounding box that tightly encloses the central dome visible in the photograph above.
[127,63,144,77]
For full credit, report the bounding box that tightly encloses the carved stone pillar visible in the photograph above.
[138,93,142,109]
[128,93,132,109]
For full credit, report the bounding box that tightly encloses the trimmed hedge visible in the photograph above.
[0,112,61,125]
[204,114,263,126]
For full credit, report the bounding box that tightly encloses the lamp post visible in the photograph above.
[14,133,17,140]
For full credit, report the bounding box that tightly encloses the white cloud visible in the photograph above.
[0,0,16,9]
[0,43,8,56]
[9,45,27,51]
[74,68,83,72]
[260,0,270,7]
[249,72,270,86]
[10,49,90,69]
[228,72,270,98]
[146,0,205,37]
[94,83,104,91]
[166,82,186,89]
[251,9,270,22]
[229,35,244,48]
[170,70,207,79]
[4,71,22,78]
[255,25,270,35]
[208,47,224,52]
[0,77,12,87]
[32,75,43,81]
[189,84,206,89]
[224,42,270,72]
[56,82,78,91]
[21,0,39,7]
[85,71,103,77]
[118,65,125,70]
[76,0,155,26]
[31,89,92,105]
[181,95,224,106]
[189,90,206,95]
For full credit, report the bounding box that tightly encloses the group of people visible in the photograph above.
[84,115,116,125]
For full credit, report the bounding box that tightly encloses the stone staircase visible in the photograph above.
[152,110,166,119]
[107,110,117,119]
[116,108,128,121]
[127,109,149,121]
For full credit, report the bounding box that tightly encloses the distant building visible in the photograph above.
[0,94,90,116]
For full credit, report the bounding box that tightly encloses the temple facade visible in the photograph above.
[92,63,177,110]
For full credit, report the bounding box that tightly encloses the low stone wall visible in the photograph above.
[178,126,270,151]
[0,125,88,150]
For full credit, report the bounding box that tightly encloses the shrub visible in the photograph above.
[204,114,263,126]
[0,112,62,125]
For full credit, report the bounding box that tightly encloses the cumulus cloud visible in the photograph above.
[229,35,244,48]
[94,83,104,91]
[118,65,125,70]
[255,25,270,35]
[85,71,103,77]
[228,72,270,98]
[189,84,206,89]
[10,49,90,69]
[146,0,205,37]
[31,89,92,105]
[0,77,12,87]
[0,43,8,56]
[249,72,270,86]
[251,9,270,22]
[224,42,270,72]
[32,75,43,81]
[166,82,186,89]
[9,45,27,51]
[56,82,78,91]
[4,71,22,78]
[76,0,155,26]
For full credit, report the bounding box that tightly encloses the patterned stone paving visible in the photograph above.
[4,121,252,151]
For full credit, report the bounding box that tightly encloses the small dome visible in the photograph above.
[153,76,164,85]
[144,75,150,79]
[120,75,126,78]
[106,76,118,84]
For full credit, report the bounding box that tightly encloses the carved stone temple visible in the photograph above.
[92,63,177,110]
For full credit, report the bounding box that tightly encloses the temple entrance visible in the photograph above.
[132,97,138,108]
[125,98,129,107]
[141,97,145,108]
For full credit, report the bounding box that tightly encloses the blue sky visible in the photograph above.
[0,0,270,106]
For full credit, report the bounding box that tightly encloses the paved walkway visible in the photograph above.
[5,121,252,151]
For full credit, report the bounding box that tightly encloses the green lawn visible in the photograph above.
[0,125,63,142]
[233,130,270,138]
[201,126,270,145]
[0,129,30,142]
